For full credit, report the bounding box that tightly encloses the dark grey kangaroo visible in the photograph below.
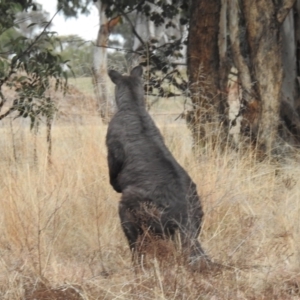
[106,66,208,264]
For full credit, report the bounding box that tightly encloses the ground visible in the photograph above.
[0,78,300,299]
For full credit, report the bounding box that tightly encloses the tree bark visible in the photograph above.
[279,4,300,144]
[187,0,225,145]
[294,0,300,111]
[277,0,297,23]
[228,0,252,103]
[218,0,229,94]
[187,0,300,153]
[242,1,284,154]
[282,9,297,106]
[93,0,118,123]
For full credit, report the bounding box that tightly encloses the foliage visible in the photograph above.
[102,0,186,21]
[16,9,51,38]
[103,0,190,98]
[0,1,36,34]
[54,35,93,77]
[58,0,190,98]
[0,27,20,59]
[57,0,93,17]
[0,0,69,130]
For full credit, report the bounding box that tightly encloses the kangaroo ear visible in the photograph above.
[108,70,122,84]
[130,65,143,77]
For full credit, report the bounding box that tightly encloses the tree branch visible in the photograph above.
[21,9,61,58]
[115,6,146,48]
[0,9,61,90]
[0,9,61,122]
[277,0,297,24]
[92,43,142,55]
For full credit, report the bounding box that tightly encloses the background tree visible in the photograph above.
[16,9,51,38]
[187,0,225,146]
[56,0,300,156]
[0,0,69,159]
[58,0,190,110]
[58,0,121,122]
[55,35,93,77]
[103,0,190,107]
[187,0,300,155]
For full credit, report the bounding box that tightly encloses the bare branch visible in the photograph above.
[277,0,297,23]
[92,43,142,55]
[115,7,146,48]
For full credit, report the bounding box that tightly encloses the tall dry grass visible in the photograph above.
[0,110,300,299]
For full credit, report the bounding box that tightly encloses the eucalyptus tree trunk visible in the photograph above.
[187,0,227,146]
[241,0,296,154]
[187,0,300,154]
[225,0,300,151]
[93,0,118,123]
[278,6,300,145]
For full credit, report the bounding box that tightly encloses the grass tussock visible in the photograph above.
[0,112,300,299]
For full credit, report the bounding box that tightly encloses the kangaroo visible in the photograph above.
[106,66,208,265]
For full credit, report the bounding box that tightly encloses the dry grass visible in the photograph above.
[1,96,300,299]
[68,77,95,96]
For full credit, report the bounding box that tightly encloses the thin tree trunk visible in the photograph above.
[218,0,228,93]
[282,9,297,106]
[228,0,252,103]
[295,0,300,112]
[46,115,52,165]
[218,0,230,137]
[132,11,149,65]
[228,0,261,141]
[93,0,118,123]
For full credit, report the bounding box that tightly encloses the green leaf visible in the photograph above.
[27,22,37,28]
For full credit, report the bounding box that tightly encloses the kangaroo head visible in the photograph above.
[108,66,143,84]
[108,66,144,109]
